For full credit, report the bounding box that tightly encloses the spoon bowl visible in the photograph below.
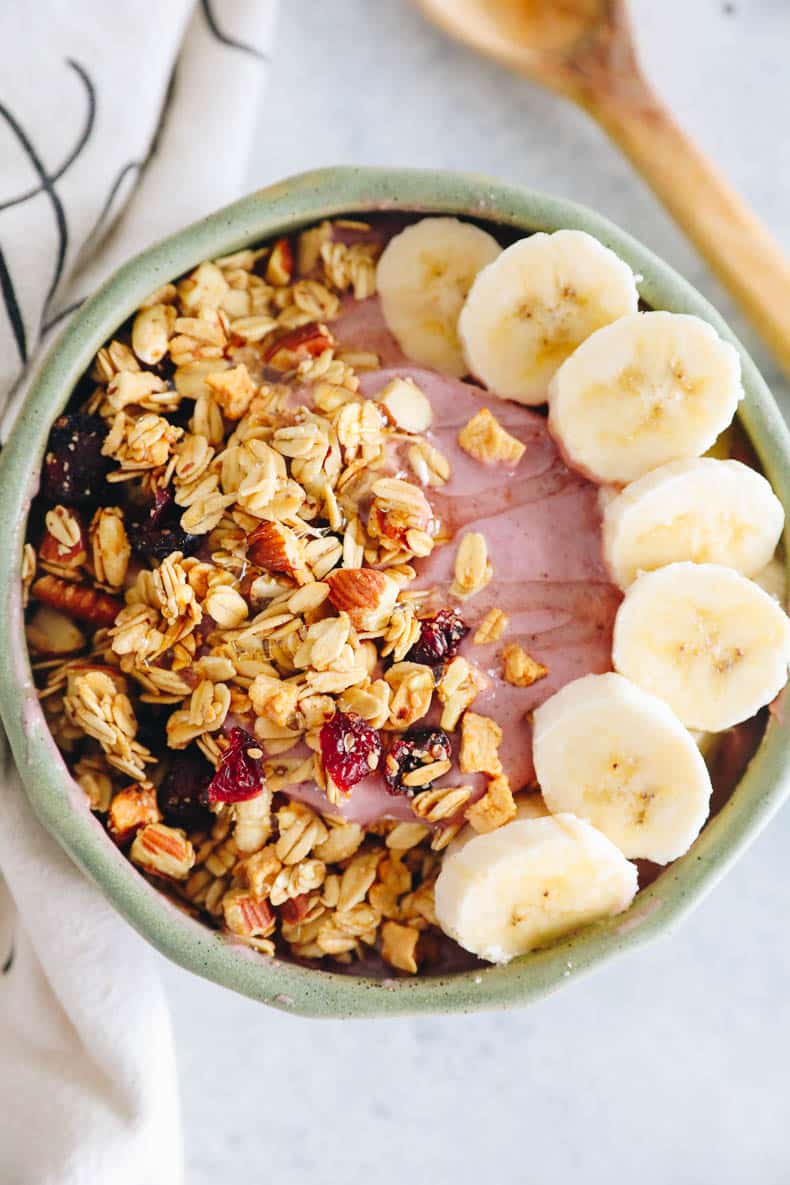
[417,0,790,380]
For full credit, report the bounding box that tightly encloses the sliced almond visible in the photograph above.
[377,377,433,433]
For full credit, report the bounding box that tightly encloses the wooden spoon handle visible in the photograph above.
[591,84,790,374]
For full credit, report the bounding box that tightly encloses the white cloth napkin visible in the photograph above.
[0,4,276,1181]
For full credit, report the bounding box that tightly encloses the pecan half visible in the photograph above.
[31,573,122,627]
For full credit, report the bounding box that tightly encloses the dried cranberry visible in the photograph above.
[128,486,201,561]
[207,727,267,804]
[405,608,467,668]
[158,750,214,829]
[384,728,452,795]
[319,711,382,795]
[43,412,112,505]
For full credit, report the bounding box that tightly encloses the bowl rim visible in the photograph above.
[1,165,789,1018]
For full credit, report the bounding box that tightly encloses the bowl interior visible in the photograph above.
[1,166,789,1017]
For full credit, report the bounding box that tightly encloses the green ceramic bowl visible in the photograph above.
[1,167,789,1018]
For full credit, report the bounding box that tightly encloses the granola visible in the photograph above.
[22,213,618,977]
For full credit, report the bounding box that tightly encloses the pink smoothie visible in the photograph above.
[281,296,620,824]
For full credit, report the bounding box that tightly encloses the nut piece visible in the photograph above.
[380,920,421,974]
[458,408,526,466]
[377,377,433,434]
[502,643,548,688]
[436,656,487,731]
[32,574,122,627]
[130,823,195,880]
[206,363,255,420]
[132,303,175,365]
[40,508,87,576]
[26,605,86,656]
[90,507,131,589]
[385,662,435,730]
[266,237,294,286]
[222,888,276,938]
[108,784,161,844]
[327,568,399,631]
[451,532,492,600]
[459,711,503,776]
[473,607,509,645]
[465,775,517,834]
[247,521,310,585]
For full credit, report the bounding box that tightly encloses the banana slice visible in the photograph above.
[603,457,785,588]
[434,813,637,964]
[457,229,639,405]
[548,311,743,483]
[376,217,501,376]
[613,562,790,731]
[532,673,713,863]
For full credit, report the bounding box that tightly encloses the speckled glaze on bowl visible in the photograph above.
[1,167,788,1018]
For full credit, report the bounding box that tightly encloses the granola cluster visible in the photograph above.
[23,217,547,975]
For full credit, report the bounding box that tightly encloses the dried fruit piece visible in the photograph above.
[127,487,201,561]
[405,607,467,668]
[326,567,399,631]
[43,413,112,506]
[384,728,452,795]
[319,711,382,795]
[31,573,122,627]
[158,750,214,829]
[207,728,267,804]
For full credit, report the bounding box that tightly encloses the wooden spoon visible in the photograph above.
[416,0,790,377]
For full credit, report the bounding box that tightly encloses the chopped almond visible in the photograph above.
[206,363,254,420]
[465,775,517,833]
[502,643,548,688]
[458,408,525,466]
[459,711,503,776]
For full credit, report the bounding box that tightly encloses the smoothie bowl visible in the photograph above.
[1,167,789,1017]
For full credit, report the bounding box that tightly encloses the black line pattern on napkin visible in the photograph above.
[2,943,14,976]
[200,0,269,61]
[0,246,27,364]
[0,59,96,214]
[0,60,96,363]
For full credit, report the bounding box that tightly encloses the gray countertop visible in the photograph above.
[162,3,790,1181]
